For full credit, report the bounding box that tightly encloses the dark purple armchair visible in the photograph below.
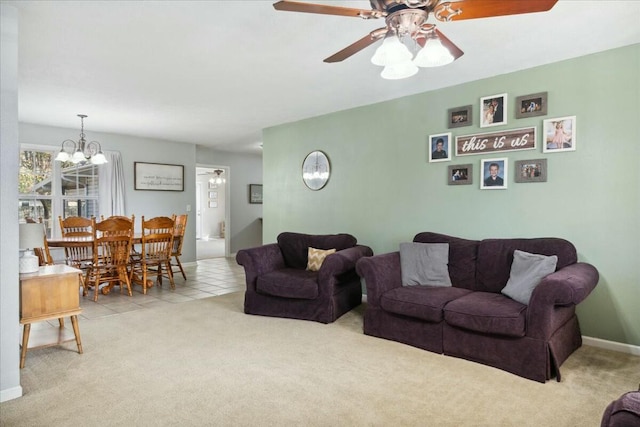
[236,232,373,324]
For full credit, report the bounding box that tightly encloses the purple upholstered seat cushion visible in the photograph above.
[277,232,357,269]
[257,269,319,300]
[476,238,577,293]
[381,286,472,323]
[444,292,527,337]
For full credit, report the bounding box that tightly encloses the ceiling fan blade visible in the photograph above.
[434,29,464,60]
[437,0,558,21]
[324,29,386,63]
[273,1,378,19]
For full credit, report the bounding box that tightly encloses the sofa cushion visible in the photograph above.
[475,238,577,293]
[278,232,357,269]
[400,242,452,287]
[380,286,472,322]
[443,292,527,337]
[306,247,336,272]
[257,268,319,299]
[413,232,479,290]
[601,391,640,427]
[501,250,558,305]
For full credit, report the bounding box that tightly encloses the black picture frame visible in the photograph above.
[134,162,184,191]
[249,184,263,204]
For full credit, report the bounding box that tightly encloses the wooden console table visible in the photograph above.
[19,265,83,369]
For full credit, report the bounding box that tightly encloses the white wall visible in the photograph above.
[1,4,23,402]
[18,123,198,263]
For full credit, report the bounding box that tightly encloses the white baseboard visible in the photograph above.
[582,336,640,356]
[0,385,23,403]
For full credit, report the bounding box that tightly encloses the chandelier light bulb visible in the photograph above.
[413,37,454,68]
[371,33,413,67]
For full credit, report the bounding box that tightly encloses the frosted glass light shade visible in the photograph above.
[91,151,108,164]
[71,149,86,164]
[381,60,419,80]
[55,150,70,162]
[371,35,413,66]
[413,37,454,67]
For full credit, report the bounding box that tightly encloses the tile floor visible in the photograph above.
[77,257,245,321]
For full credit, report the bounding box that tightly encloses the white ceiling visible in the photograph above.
[7,0,640,154]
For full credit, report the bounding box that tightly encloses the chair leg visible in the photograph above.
[175,256,186,280]
[94,272,100,302]
[166,261,175,289]
[120,267,132,296]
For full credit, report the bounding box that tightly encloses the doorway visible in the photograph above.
[195,165,229,259]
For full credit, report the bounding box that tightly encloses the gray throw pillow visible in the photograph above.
[399,242,452,287]
[501,249,558,305]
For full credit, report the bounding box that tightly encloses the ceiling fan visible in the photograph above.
[273,0,558,78]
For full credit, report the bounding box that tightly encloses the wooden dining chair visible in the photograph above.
[85,216,134,302]
[170,214,188,280]
[59,216,95,294]
[29,218,53,266]
[129,215,176,294]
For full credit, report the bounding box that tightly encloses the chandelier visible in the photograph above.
[370,9,454,79]
[54,114,108,165]
[209,169,226,185]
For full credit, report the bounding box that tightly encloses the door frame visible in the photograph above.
[196,164,230,258]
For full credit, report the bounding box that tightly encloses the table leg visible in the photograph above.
[20,324,31,369]
[70,315,83,354]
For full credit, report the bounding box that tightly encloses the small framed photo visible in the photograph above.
[480,93,507,128]
[515,159,547,183]
[249,184,263,204]
[428,132,452,163]
[208,191,217,200]
[208,200,218,208]
[480,158,508,190]
[448,164,473,186]
[447,105,472,128]
[515,92,547,119]
[543,116,576,153]
[208,182,218,189]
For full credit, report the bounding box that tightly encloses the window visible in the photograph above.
[19,145,99,237]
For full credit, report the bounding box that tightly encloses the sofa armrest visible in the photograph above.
[236,244,286,291]
[319,245,373,281]
[527,262,599,339]
[355,252,402,308]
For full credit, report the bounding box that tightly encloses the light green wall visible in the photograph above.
[263,44,640,346]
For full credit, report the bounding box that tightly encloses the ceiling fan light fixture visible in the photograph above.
[381,59,419,80]
[371,32,412,66]
[413,36,454,68]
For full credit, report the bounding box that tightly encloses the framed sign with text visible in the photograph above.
[134,162,184,191]
[455,127,536,156]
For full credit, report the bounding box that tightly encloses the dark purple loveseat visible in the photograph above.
[236,232,373,324]
[355,232,599,382]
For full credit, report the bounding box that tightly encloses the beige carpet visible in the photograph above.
[1,292,638,426]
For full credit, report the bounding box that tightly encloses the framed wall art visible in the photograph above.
[447,105,472,128]
[208,191,218,200]
[515,92,547,119]
[543,116,576,153]
[249,184,263,204]
[208,201,218,208]
[480,93,507,128]
[448,164,473,186]
[480,158,508,190]
[428,132,452,163]
[134,162,184,191]
[515,159,547,183]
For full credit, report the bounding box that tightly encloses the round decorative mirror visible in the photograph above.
[302,150,331,190]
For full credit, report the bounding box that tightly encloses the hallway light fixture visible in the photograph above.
[209,169,226,185]
[55,114,108,165]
